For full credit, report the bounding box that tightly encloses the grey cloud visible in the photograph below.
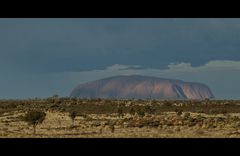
[56,60,240,99]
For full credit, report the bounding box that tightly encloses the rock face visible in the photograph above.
[70,75,214,100]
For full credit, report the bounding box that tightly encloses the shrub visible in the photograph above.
[69,111,77,126]
[109,121,115,133]
[109,125,115,133]
[117,107,124,118]
[183,112,191,119]
[99,127,103,134]
[23,110,46,135]
[175,109,182,116]
[79,113,87,118]
[163,102,172,107]
[136,109,145,117]
[208,109,217,114]
[195,129,205,135]
[220,109,228,115]
[145,106,156,114]
[129,107,135,115]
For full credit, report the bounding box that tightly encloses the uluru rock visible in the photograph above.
[70,75,214,100]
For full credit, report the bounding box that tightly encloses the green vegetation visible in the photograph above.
[23,110,46,135]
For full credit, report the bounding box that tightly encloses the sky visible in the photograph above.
[0,18,240,99]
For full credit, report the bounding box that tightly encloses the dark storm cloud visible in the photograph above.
[1,18,240,73]
[1,18,240,98]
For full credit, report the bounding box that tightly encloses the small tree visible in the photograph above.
[129,107,135,116]
[69,111,77,126]
[145,106,156,114]
[23,110,46,135]
[99,126,103,134]
[136,108,145,117]
[183,112,191,119]
[109,125,115,133]
[175,109,182,116]
[117,107,124,118]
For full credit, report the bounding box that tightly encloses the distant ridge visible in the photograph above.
[70,75,214,100]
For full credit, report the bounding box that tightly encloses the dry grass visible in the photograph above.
[1,98,240,138]
[0,110,239,138]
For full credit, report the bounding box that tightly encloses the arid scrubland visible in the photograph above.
[0,97,240,138]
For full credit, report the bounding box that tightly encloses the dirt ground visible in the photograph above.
[0,110,240,138]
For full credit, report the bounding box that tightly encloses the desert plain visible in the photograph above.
[0,98,240,138]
